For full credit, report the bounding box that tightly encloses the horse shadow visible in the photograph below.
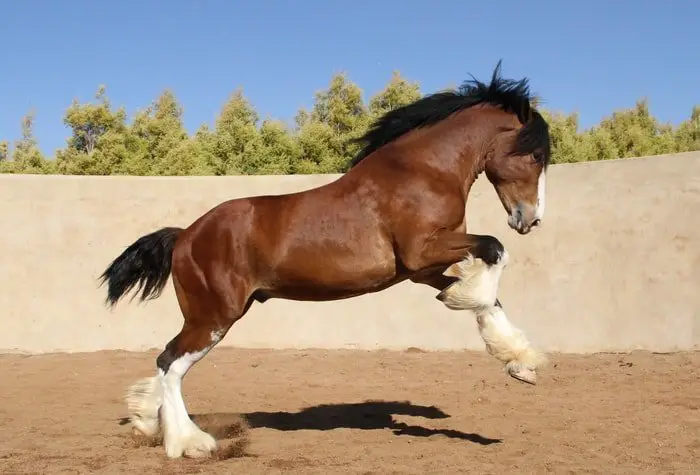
[120,400,501,446]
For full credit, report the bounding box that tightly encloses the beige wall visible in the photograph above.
[1,152,698,354]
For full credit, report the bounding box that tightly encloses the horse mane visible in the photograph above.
[349,60,551,168]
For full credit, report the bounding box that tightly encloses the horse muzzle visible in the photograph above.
[508,205,541,235]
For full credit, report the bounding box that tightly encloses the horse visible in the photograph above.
[100,61,551,459]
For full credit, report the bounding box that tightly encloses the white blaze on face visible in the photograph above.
[535,169,546,220]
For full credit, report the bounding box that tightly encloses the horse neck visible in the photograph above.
[408,108,504,197]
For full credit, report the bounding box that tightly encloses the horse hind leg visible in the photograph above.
[435,249,547,384]
[156,323,224,459]
[127,274,252,459]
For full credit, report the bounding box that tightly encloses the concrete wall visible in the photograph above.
[1,152,698,354]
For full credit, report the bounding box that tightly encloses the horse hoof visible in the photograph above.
[184,446,215,459]
[508,367,537,385]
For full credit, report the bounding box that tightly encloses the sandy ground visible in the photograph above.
[0,348,698,474]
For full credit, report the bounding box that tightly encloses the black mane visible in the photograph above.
[349,60,551,168]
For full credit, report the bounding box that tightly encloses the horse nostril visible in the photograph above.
[532,218,541,227]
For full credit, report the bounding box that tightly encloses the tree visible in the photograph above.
[54,86,132,175]
[368,70,421,118]
[294,118,344,173]
[130,89,189,175]
[592,99,677,159]
[675,106,700,153]
[255,119,300,174]
[311,72,368,135]
[0,140,10,173]
[541,111,596,163]
[209,89,263,175]
[2,71,700,176]
[295,73,370,172]
[10,111,50,174]
[155,137,214,176]
[0,141,8,163]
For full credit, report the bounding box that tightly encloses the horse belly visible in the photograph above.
[264,242,398,301]
[249,187,398,301]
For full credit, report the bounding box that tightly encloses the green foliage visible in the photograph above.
[209,90,262,175]
[54,86,134,175]
[2,111,53,174]
[674,106,700,153]
[131,89,189,175]
[368,71,422,118]
[2,72,699,175]
[542,99,697,164]
[0,141,9,171]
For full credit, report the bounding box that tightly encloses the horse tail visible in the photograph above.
[99,226,184,307]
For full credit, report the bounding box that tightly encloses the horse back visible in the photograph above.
[175,178,400,300]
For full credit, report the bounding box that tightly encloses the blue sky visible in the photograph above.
[1,0,698,156]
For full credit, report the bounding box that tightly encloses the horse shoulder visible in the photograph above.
[385,179,466,271]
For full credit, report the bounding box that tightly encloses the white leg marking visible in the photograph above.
[161,347,218,458]
[439,250,509,311]
[126,372,164,437]
[210,329,224,344]
[535,169,546,220]
[475,304,547,383]
[438,248,546,384]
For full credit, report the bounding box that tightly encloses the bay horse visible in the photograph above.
[100,61,551,459]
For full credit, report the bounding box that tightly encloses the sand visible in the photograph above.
[0,348,698,474]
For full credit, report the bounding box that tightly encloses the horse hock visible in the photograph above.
[436,250,547,385]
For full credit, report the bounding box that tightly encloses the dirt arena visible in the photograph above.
[0,348,698,474]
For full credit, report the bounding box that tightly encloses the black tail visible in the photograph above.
[99,226,184,307]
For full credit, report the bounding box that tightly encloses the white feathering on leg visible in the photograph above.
[437,250,547,384]
[475,305,548,371]
[126,374,164,437]
[161,349,218,458]
[439,251,508,311]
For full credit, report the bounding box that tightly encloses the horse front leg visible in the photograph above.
[473,299,547,385]
[404,231,507,310]
[408,233,547,385]
[441,257,547,385]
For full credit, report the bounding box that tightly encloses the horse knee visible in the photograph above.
[435,257,503,311]
[472,235,508,267]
